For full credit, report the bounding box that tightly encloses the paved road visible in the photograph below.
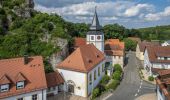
[107,52,156,100]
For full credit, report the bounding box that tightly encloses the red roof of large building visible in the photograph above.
[105,39,124,56]
[74,37,86,48]
[139,41,160,52]
[57,44,105,73]
[46,71,64,88]
[0,56,47,99]
[145,46,170,63]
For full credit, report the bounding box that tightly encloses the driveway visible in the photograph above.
[107,52,156,100]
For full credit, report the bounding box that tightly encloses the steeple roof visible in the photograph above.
[90,7,102,31]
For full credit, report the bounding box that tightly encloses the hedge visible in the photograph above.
[92,88,100,99]
[106,79,120,90]
[100,75,110,85]
[112,71,121,80]
[114,64,122,72]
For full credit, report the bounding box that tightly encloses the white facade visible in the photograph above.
[157,85,166,100]
[57,60,105,97]
[162,41,170,46]
[144,49,170,76]
[87,61,105,95]
[136,44,144,61]
[47,86,59,95]
[3,89,47,100]
[106,55,124,68]
[86,34,104,52]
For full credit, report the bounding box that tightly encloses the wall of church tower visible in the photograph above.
[86,34,104,52]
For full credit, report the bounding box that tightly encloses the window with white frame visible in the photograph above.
[16,81,24,89]
[0,84,9,92]
[32,94,38,100]
[91,36,94,40]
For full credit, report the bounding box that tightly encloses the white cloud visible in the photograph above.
[124,4,154,17]
[103,16,118,21]
[145,6,170,21]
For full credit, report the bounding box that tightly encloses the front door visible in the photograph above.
[68,84,74,94]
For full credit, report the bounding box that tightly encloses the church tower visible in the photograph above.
[86,7,104,52]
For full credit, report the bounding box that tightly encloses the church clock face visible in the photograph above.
[97,36,101,40]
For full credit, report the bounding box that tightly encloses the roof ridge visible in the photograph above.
[78,47,88,71]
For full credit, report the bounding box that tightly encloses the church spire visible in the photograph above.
[90,6,102,31]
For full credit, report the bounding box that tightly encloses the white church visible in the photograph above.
[56,8,106,97]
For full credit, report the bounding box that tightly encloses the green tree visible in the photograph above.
[123,38,137,51]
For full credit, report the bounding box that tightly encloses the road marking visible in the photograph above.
[140,85,142,89]
[138,89,140,92]
[135,93,138,96]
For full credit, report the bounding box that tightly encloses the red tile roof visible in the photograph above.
[156,71,170,99]
[105,39,124,56]
[0,75,11,85]
[15,72,26,83]
[74,37,86,48]
[57,44,105,73]
[146,46,170,63]
[139,41,160,52]
[0,56,47,99]
[46,71,64,88]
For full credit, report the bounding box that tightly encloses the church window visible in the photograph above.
[94,70,96,80]
[98,67,100,76]
[89,74,92,85]
[102,64,105,72]
[91,36,94,40]
[97,36,101,40]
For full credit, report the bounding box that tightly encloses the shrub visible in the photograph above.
[148,76,154,81]
[112,71,121,80]
[98,84,106,93]
[106,79,120,90]
[92,88,100,99]
[114,64,122,72]
[100,75,110,85]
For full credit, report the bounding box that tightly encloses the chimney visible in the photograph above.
[24,55,29,65]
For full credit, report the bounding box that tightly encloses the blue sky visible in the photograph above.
[34,0,170,28]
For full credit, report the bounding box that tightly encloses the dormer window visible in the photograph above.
[0,84,9,92]
[16,81,25,89]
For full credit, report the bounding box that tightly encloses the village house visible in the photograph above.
[156,69,170,100]
[0,56,47,100]
[105,39,124,69]
[136,41,160,61]
[45,71,64,97]
[144,46,170,76]
[0,56,64,100]
[162,40,170,46]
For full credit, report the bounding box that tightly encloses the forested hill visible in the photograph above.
[137,25,170,41]
[0,0,89,60]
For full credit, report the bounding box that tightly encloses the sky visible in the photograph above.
[34,0,170,28]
